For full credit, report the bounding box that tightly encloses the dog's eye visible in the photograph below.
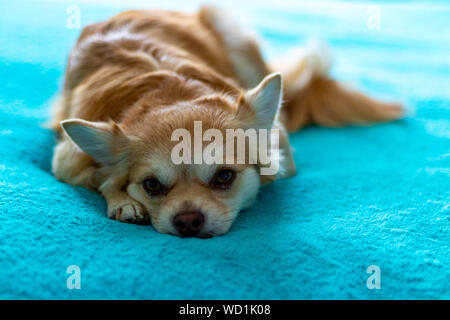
[211,169,236,190]
[143,178,163,195]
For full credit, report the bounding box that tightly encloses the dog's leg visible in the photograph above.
[52,139,149,224]
[101,184,150,225]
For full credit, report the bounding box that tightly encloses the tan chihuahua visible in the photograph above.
[51,6,402,237]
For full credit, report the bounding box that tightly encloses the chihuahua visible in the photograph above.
[51,6,402,237]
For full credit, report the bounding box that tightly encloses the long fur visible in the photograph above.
[50,7,403,236]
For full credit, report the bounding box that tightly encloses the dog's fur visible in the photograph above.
[51,7,403,237]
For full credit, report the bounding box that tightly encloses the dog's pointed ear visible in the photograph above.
[238,72,283,129]
[60,119,126,165]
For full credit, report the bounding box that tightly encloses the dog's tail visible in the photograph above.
[274,41,404,132]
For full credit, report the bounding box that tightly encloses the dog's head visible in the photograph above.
[62,73,287,237]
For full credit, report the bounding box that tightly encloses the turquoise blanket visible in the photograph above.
[0,0,449,299]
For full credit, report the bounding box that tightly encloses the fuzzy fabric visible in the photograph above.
[0,0,448,299]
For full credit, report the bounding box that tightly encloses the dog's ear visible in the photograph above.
[61,119,126,165]
[238,72,283,129]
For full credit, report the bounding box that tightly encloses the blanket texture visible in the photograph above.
[0,0,449,299]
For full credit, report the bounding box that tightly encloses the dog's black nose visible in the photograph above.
[173,212,205,237]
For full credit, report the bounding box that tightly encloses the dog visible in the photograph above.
[51,6,403,237]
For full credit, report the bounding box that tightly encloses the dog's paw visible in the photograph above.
[108,201,150,225]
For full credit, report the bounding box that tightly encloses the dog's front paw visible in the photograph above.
[108,201,150,225]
